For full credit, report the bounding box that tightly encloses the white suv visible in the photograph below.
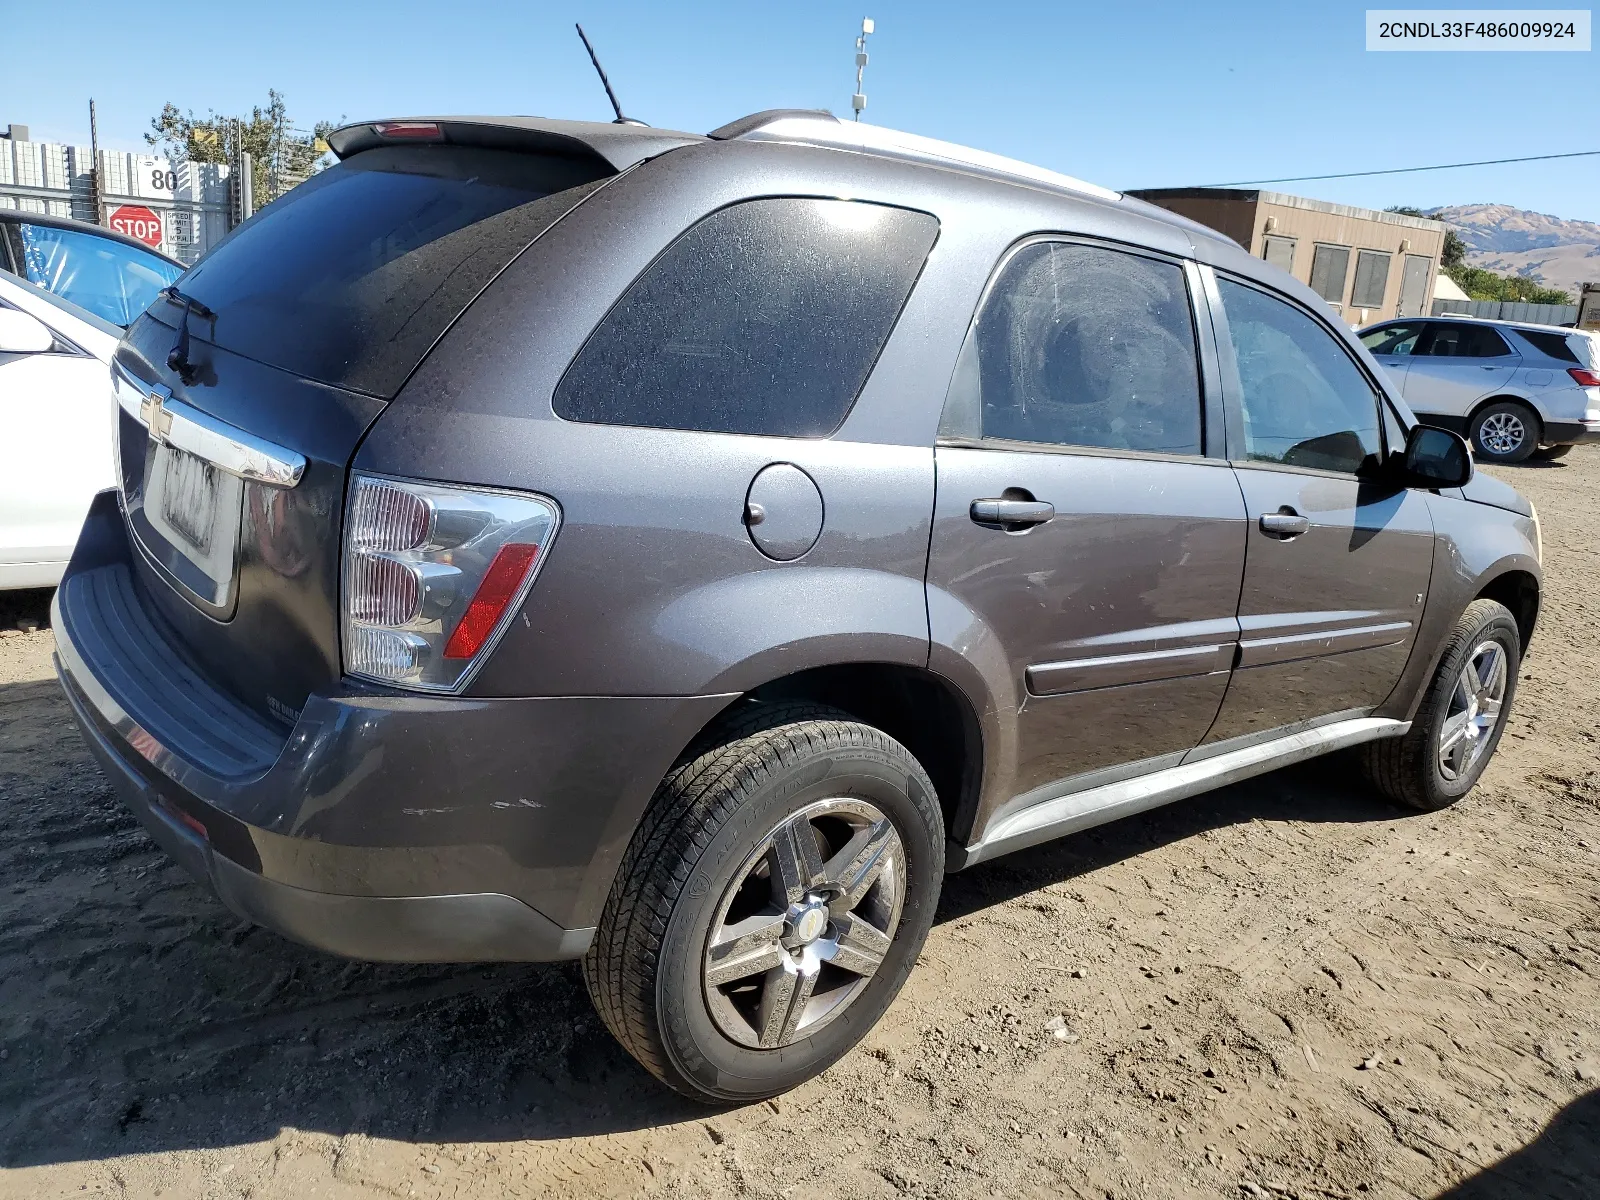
[1360,316,1600,462]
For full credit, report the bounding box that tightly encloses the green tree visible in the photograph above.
[1384,206,1466,268]
[1441,265,1572,305]
[146,90,335,206]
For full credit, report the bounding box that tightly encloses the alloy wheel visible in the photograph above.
[1438,640,1508,782]
[702,798,904,1049]
[1478,412,1526,457]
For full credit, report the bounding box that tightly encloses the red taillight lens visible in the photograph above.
[1569,367,1600,387]
[372,121,443,140]
[444,544,540,659]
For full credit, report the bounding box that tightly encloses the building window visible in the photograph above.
[1262,235,1296,273]
[1350,249,1391,309]
[1309,244,1352,304]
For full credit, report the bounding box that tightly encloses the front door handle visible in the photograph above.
[971,497,1055,531]
[1259,509,1311,538]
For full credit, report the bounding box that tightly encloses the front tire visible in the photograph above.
[584,702,944,1103]
[1360,599,1520,811]
[1470,401,1539,463]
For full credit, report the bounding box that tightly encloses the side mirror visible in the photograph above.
[0,308,55,354]
[1401,424,1473,490]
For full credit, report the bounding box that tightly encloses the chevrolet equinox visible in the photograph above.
[54,110,1542,1102]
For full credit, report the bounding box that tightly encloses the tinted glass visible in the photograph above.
[176,146,609,397]
[1218,278,1382,475]
[15,222,181,326]
[555,198,937,437]
[1515,329,1581,363]
[1360,323,1425,356]
[1350,249,1391,309]
[966,242,1202,455]
[1419,323,1512,358]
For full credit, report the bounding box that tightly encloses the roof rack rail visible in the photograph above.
[711,111,1120,204]
[707,109,838,140]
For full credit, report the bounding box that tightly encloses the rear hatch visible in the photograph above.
[111,139,619,729]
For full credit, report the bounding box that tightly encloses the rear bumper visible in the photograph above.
[1541,419,1600,446]
[55,490,734,962]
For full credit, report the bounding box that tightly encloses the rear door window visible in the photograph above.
[554,198,938,437]
[174,146,612,397]
[14,221,181,326]
[1418,323,1514,358]
[948,240,1203,456]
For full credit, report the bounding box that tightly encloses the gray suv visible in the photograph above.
[54,111,1541,1103]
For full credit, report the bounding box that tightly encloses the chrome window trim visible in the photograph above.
[112,361,306,488]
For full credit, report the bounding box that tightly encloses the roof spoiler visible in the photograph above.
[326,117,705,174]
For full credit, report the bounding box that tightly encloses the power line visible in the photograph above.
[1185,148,1600,188]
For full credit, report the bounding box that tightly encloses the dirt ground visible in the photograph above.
[2,454,1599,1200]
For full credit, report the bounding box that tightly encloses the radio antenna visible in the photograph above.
[575,24,642,126]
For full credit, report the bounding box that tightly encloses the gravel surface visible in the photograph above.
[1,455,1597,1199]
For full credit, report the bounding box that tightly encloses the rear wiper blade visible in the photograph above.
[160,286,216,384]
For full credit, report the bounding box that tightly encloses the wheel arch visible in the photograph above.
[719,661,987,851]
[1467,393,1543,438]
[1475,568,1540,651]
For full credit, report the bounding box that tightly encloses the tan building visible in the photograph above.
[1127,188,1446,326]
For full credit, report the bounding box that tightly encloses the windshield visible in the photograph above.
[15,221,182,327]
[172,146,611,397]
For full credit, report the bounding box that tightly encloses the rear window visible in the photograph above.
[173,146,611,397]
[1515,328,1582,364]
[554,198,938,437]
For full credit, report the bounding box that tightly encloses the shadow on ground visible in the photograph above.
[0,660,1411,1169]
[1434,1090,1600,1199]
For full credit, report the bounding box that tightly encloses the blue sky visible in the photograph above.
[3,0,1595,221]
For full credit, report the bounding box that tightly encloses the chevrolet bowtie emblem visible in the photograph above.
[140,391,173,441]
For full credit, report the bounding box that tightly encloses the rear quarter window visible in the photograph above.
[1515,329,1582,364]
[553,197,939,437]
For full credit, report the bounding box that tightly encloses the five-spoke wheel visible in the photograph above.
[704,799,903,1049]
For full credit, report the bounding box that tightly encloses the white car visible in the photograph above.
[0,269,120,589]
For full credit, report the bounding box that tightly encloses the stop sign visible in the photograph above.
[108,205,163,248]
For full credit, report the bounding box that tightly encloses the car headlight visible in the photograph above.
[1530,501,1542,563]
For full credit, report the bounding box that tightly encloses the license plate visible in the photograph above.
[158,447,219,556]
[141,441,243,606]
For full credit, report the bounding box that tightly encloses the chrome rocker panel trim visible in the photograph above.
[956,716,1410,868]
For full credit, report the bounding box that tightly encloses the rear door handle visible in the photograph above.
[1259,509,1311,538]
[971,498,1055,530]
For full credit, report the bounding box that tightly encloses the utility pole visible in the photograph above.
[853,18,874,121]
[88,98,102,226]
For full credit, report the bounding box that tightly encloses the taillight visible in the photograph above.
[1570,367,1600,388]
[341,474,559,691]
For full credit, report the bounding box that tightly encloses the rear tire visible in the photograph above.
[1470,401,1539,463]
[583,702,944,1103]
[1532,443,1573,461]
[1360,599,1520,811]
